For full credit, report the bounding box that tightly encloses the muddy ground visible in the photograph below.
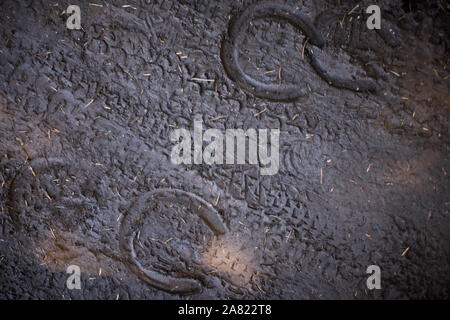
[0,0,449,299]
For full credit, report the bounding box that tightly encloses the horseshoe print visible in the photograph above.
[119,188,227,293]
[221,1,378,101]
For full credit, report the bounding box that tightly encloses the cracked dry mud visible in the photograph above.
[0,0,449,299]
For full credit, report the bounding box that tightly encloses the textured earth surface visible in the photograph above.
[0,0,449,299]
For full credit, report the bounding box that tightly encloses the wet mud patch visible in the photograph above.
[0,0,449,299]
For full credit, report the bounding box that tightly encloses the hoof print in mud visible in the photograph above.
[221,1,325,101]
[119,188,227,294]
[221,1,380,100]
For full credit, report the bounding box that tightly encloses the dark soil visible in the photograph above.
[0,0,449,299]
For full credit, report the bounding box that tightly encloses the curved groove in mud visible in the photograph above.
[221,2,325,101]
[312,9,379,92]
[119,188,228,294]
[305,46,378,92]
[127,230,202,293]
[221,2,379,100]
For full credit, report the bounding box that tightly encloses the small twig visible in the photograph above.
[190,77,215,82]
[401,247,410,256]
[215,193,220,206]
[348,4,360,15]
[302,38,309,60]
[254,108,267,117]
